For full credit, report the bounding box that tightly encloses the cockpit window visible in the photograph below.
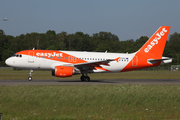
[13,54,22,57]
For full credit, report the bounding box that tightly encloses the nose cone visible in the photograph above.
[5,58,13,66]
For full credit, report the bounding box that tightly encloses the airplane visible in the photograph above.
[2,18,9,21]
[5,26,172,81]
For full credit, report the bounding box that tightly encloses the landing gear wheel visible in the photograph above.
[28,70,33,81]
[28,76,32,81]
[80,76,90,81]
[80,76,85,81]
[85,76,90,81]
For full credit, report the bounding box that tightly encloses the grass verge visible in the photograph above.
[0,85,180,119]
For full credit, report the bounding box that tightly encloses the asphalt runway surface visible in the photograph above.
[0,79,180,86]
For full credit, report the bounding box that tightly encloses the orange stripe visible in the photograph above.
[16,50,87,64]
[16,50,111,72]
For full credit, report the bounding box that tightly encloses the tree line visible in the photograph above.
[0,29,180,66]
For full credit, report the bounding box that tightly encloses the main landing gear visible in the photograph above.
[80,73,90,81]
[28,70,33,81]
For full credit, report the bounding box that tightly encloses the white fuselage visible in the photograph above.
[6,51,135,73]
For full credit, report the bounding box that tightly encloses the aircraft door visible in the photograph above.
[68,56,76,63]
[132,56,138,67]
[68,56,72,62]
[28,52,34,63]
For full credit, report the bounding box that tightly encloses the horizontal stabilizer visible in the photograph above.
[148,57,172,64]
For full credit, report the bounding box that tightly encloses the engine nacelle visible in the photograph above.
[52,66,75,77]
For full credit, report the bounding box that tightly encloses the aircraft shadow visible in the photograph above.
[58,79,116,83]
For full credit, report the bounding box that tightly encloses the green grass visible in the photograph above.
[0,70,180,119]
[0,85,180,119]
[0,70,180,80]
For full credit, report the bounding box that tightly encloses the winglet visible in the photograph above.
[114,57,120,62]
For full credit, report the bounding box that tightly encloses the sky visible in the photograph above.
[1,0,180,41]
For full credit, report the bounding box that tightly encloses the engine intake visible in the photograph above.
[52,66,80,77]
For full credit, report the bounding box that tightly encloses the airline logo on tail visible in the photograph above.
[144,27,168,53]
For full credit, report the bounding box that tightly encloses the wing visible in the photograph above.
[51,57,120,72]
[73,59,116,72]
[74,59,113,66]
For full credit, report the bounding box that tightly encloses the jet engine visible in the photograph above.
[52,66,80,77]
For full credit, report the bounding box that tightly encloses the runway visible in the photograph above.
[0,79,180,86]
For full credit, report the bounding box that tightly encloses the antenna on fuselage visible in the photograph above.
[105,50,108,53]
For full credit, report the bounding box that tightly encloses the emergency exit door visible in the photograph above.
[132,56,138,67]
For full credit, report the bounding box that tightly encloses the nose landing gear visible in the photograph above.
[28,70,33,81]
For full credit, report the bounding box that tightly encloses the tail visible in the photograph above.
[136,26,171,58]
[121,26,171,72]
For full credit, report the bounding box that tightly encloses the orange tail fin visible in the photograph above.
[121,26,171,72]
[137,26,171,58]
